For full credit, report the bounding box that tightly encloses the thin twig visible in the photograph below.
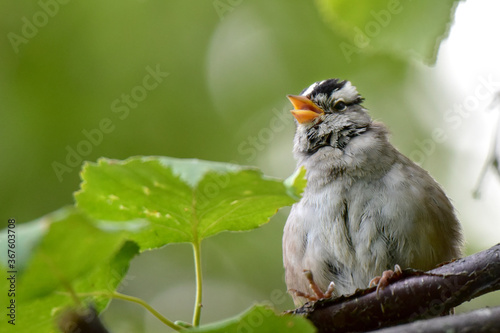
[192,241,203,327]
[66,291,183,331]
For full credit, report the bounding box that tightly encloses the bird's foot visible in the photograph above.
[369,264,403,294]
[290,270,335,302]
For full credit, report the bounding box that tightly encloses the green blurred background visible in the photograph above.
[2,0,500,331]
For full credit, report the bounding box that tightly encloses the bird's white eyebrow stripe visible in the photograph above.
[328,82,359,103]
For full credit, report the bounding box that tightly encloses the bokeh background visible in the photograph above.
[2,0,500,331]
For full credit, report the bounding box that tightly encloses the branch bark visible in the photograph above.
[290,243,500,333]
[370,306,500,333]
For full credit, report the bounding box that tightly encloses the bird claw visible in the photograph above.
[369,264,403,295]
[290,270,335,302]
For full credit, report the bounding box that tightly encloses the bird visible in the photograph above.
[282,78,464,306]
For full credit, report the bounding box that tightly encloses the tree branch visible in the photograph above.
[290,243,500,333]
[370,306,500,333]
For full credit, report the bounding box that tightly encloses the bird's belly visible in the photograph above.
[284,189,393,297]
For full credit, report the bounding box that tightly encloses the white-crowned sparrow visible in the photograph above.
[283,79,464,306]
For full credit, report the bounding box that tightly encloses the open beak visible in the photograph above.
[287,95,324,124]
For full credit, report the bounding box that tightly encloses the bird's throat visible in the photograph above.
[305,125,368,155]
[306,132,333,154]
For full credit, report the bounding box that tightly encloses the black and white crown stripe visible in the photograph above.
[300,79,363,108]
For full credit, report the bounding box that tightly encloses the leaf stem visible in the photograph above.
[192,241,203,326]
[70,291,183,331]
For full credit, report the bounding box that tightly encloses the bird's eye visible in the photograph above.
[334,100,347,111]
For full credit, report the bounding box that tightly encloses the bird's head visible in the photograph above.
[288,79,372,156]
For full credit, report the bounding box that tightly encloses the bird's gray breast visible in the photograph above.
[285,177,397,296]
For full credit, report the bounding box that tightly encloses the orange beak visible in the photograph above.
[287,95,324,124]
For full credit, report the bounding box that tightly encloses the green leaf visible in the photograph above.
[185,304,316,333]
[0,216,49,273]
[0,207,138,332]
[284,167,307,200]
[75,156,298,250]
[315,0,462,64]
